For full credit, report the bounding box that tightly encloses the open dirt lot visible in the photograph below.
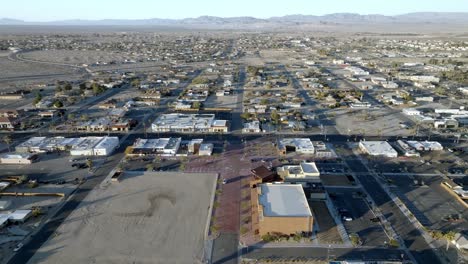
[27,171,217,264]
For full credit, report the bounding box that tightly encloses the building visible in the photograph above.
[16,136,118,156]
[402,108,421,116]
[277,138,315,155]
[250,165,281,188]
[151,113,228,133]
[0,153,38,164]
[92,137,119,156]
[395,140,420,157]
[242,121,261,133]
[313,141,337,159]
[198,143,214,156]
[131,138,181,156]
[453,232,468,250]
[255,183,313,236]
[359,141,398,158]
[7,210,32,223]
[406,141,443,151]
[0,117,16,130]
[277,162,320,182]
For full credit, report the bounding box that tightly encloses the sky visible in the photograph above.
[3,0,468,21]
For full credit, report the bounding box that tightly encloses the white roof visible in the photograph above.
[259,183,312,217]
[360,141,397,156]
[8,210,31,221]
[0,215,9,226]
[300,162,319,174]
[279,138,314,152]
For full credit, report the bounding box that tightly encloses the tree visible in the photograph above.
[270,111,280,124]
[240,112,252,120]
[131,78,141,88]
[146,164,154,171]
[2,135,12,152]
[53,100,63,108]
[79,83,87,90]
[64,82,73,91]
[192,101,201,109]
[33,92,42,105]
[16,175,29,184]
[86,159,93,171]
[67,113,75,121]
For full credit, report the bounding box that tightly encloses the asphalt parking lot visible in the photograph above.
[309,201,342,244]
[388,175,468,232]
[320,174,355,186]
[328,188,388,247]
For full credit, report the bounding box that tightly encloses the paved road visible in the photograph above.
[344,154,442,264]
[241,246,408,262]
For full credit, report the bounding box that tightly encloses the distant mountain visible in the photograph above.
[1,12,468,27]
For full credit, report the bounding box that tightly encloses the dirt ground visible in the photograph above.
[27,171,217,264]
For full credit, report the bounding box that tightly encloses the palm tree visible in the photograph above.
[2,135,12,152]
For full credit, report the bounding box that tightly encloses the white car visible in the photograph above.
[13,243,24,252]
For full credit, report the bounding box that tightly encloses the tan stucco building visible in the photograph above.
[254,183,313,237]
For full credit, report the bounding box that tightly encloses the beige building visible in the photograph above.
[277,162,320,182]
[254,183,313,237]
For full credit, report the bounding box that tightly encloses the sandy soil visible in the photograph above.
[27,171,217,264]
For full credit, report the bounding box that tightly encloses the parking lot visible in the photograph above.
[388,175,468,232]
[309,201,342,244]
[328,188,388,247]
[320,174,356,187]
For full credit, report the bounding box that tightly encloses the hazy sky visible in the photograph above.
[3,0,468,21]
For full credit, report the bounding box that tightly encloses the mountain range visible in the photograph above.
[1,13,468,27]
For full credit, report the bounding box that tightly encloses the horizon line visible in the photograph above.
[2,11,468,23]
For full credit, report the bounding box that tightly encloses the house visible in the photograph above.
[359,141,398,158]
[0,117,16,130]
[38,110,57,118]
[0,109,22,118]
[254,183,313,237]
[242,121,261,133]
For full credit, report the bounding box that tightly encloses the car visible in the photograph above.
[341,213,353,222]
[13,243,24,252]
[222,179,227,184]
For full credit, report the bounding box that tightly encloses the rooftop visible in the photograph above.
[259,183,312,217]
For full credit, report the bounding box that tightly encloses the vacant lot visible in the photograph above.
[27,171,217,264]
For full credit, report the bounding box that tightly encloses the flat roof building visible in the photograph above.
[359,141,398,158]
[255,183,313,237]
[277,162,320,182]
[278,138,315,155]
[151,113,228,133]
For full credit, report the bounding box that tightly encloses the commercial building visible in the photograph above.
[128,137,210,157]
[277,138,315,155]
[255,183,313,236]
[406,141,443,151]
[0,153,38,164]
[151,113,228,133]
[198,143,214,156]
[16,136,119,156]
[131,138,182,156]
[277,162,320,182]
[359,141,398,158]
